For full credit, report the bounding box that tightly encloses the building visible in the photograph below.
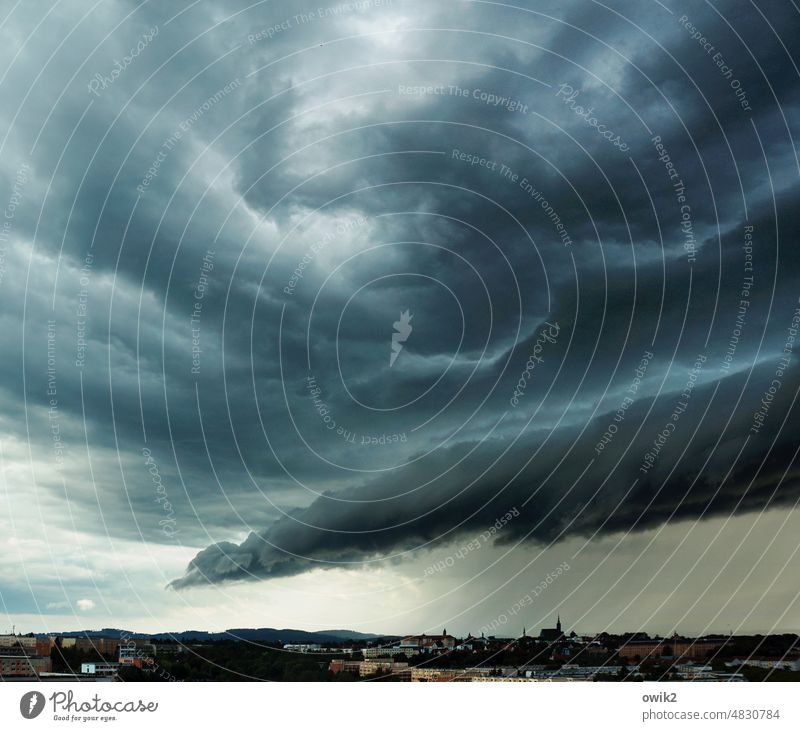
[151,643,185,657]
[329,659,362,675]
[361,646,397,659]
[359,660,410,679]
[0,655,52,676]
[727,658,800,672]
[617,636,725,661]
[60,637,100,652]
[456,635,486,651]
[56,636,121,656]
[410,667,491,682]
[710,673,747,682]
[539,616,565,643]
[410,667,457,682]
[398,630,457,655]
[556,664,632,679]
[472,676,539,682]
[0,634,51,656]
[95,638,122,656]
[80,662,122,677]
[0,635,53,677]
[119,643,156,668]
[671,663,714,680]
[283,643,322,653]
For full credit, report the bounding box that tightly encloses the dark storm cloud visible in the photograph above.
[171,357,800,587]
[0,0,798,590]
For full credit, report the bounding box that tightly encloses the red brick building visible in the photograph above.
[618,636,725,661]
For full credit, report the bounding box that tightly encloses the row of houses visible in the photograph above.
[616,636,727,661]
[728,657,800,672]
[0,634,52,676]
[329,661,619,682]
[0,633,174,679]
[329,658,754,682]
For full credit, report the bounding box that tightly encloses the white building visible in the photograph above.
[81,662,121,676]
[283,644,322,653]
[728,658,800,672]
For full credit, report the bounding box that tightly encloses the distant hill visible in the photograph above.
[317,630,388,641]
[43,627,399,644]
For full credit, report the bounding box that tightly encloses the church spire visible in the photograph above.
[556,614,562,633]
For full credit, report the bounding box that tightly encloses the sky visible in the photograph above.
[1,0,799,638]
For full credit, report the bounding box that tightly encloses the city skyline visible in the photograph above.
[4,622,797,682]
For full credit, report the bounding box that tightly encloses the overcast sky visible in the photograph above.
[1,0,799,638]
